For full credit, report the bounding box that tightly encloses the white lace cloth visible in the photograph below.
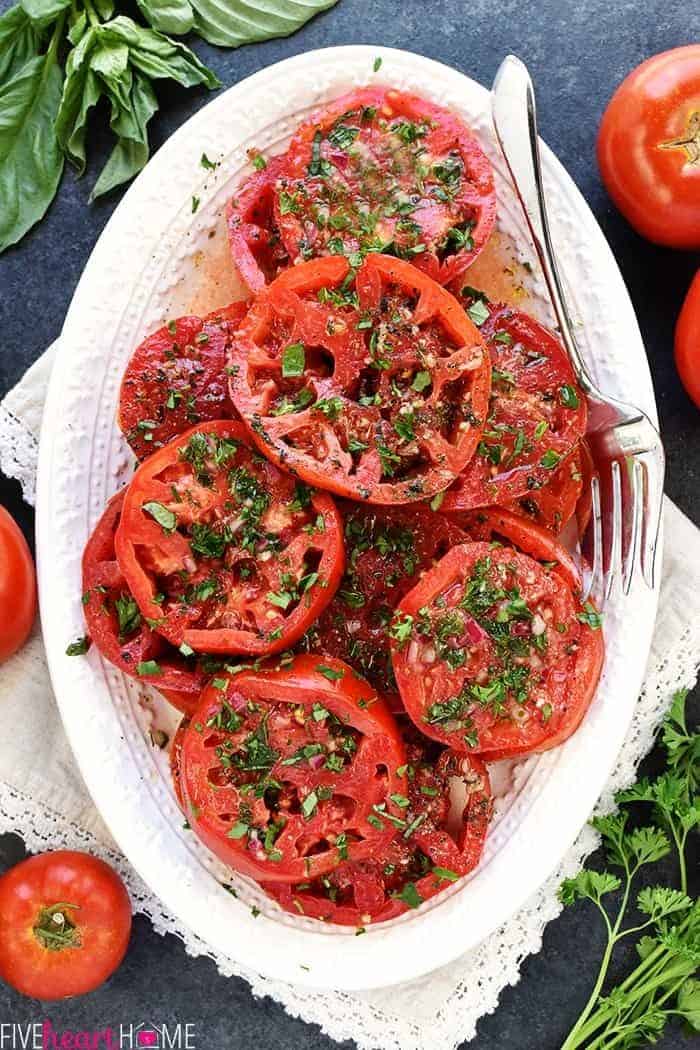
[2,345,699,1050]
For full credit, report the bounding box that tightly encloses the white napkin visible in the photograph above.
[2,347,699,1050]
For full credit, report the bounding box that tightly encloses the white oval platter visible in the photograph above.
[36,45,660,991]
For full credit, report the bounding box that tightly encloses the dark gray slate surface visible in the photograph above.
[0,0,698,1046]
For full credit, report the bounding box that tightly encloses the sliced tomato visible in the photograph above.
[82,491,208,714]
[301,502,467,701]
[452,506,583,593]
[264,730,492,925]
[226,154,290,294]
[228,254,491,504]
[170,717,189,810]
[440,302,586,513]
[494,444,584,534]
[276,87,495,287]
[179,655,407,882]
[390,539,603,758]
[118,302,248,461]
[114,421,344,655]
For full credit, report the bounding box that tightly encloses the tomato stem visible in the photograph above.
[33,901,81,951]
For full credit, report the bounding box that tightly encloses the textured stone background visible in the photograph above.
[0,0,697,1046]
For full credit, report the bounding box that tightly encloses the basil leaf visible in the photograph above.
[103,16,219,90]
[93,0,114,18]
[135,0,195,36]
[90,71,158,200]
[67,10,87,46]
[0,45,64,252]
[188,0,338,48]
[20,0,70,27]
[55,31,102,172]
[0,5,42,84]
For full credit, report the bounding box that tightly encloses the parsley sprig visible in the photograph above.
[559,688,699,1049]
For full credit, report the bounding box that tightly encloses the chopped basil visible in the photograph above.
[136,660,161,676]
[467,299,490,326]
[142,501,176,533]
[433,866,459,882]
[540,449,561,469]
[281,342,306,377]
[115,594,141,639]
[200,152,216,170]
[66,636,90,656]
[373,56,382,71]
[227,822,249,839]
[412,370,431,392]
[316,665,344,681]
[327,123,359,150]
[559,384,580,409]
[301,790,319,819]
[577,602,603,629]
[314,396,343,420]
[390,793,410,808]
[393,882,422,908]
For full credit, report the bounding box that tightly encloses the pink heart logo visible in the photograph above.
[138,1032,158,1047]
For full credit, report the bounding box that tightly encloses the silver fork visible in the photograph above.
[490,55,665,602]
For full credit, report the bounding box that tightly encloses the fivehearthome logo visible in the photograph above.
[0,1022,197,1049]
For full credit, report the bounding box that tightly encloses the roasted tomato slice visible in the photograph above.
[301,502,467,701]
[114,421,344,655]
[118,302,248,460]
[440,302,586,513]
[226,154,290,294]
[179,656,407,882]
[276,87,496,287]
[82,491,208,714]
[228,254,491,504]
[264,730,492,925]
[390,539,604,759]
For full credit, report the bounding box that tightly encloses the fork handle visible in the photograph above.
[491,55,595,396]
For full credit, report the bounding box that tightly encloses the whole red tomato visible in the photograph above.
[675,270,700,408]
[0,504,36,663]
[597,45,700,248]
[0,851,131,999]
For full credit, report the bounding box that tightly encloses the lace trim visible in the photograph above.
[0,404,38,506]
